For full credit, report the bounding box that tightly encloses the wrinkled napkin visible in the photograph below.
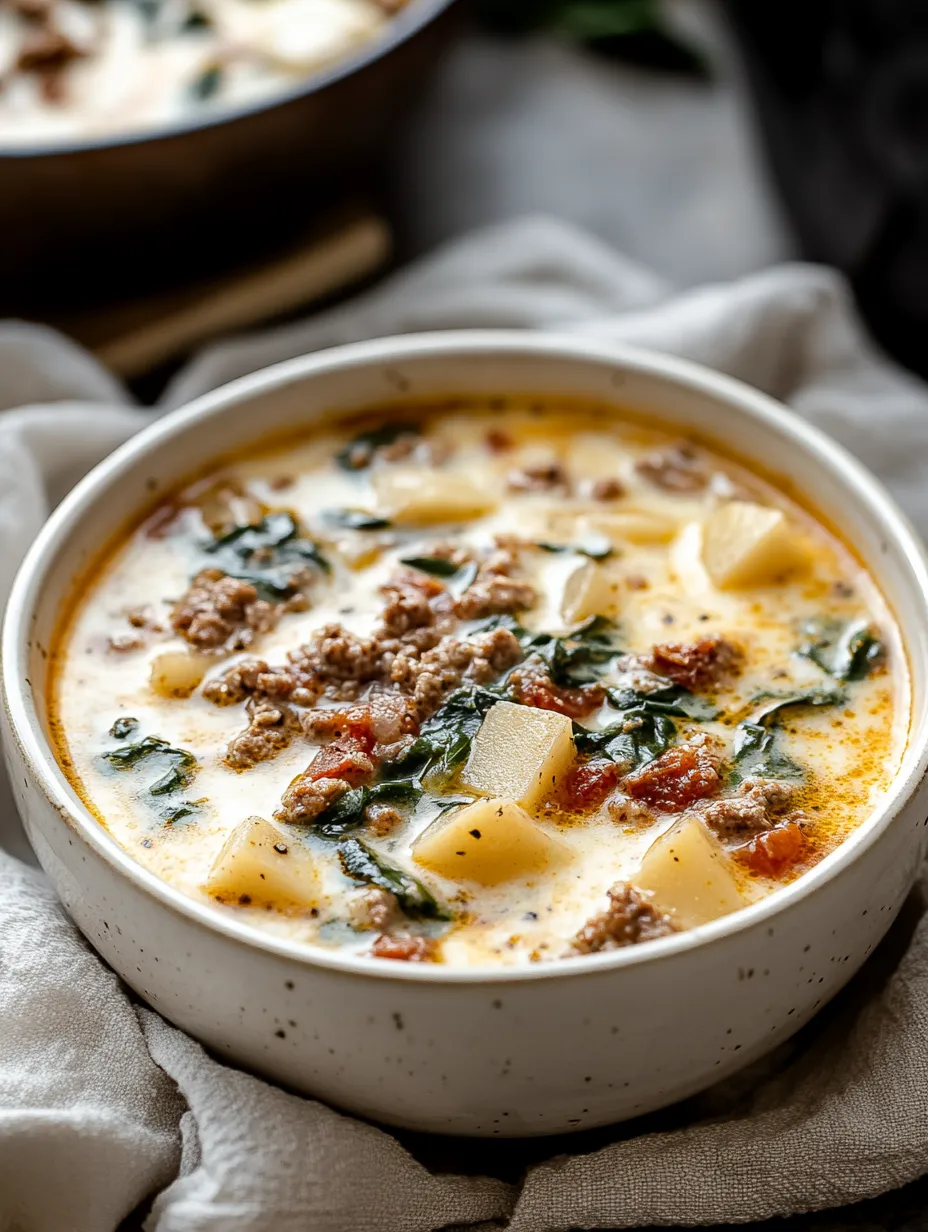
[4,217,928,1232]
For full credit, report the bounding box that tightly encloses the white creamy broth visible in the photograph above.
[51,398,909,968]
[0,0,409,143]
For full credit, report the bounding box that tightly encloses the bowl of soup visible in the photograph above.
[4,331,928,1136]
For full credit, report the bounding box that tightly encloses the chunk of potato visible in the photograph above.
[582,508,680,546]
[701,500,808,589]
[461,701,575,809]
[372,467,497,524]
[635,817,744,928]
[561,560,621,623]
[567,432,631,482]
[150,650,211,699]
[412,796,571,886]
[206,817,320,909]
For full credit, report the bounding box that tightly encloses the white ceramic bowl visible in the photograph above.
[4,332,928,1137]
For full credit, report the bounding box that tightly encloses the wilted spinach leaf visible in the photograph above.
[399,555,462,578]
[324,508,391,531]
[392,685,509,782]
[535,534,614,561]
[189,64,222,100]
[527,615,622,686]
[102,735,198,798]
[313,779,423,840]
[730,722,804,786]
[204,511,329,600]
[573,710,676,769]
[161,800,202,824]
[749,687,846,725]
[607,681,718,722]
[335,423,420,471]
[109,716,139,740]
[798,618,883,683]
[338,837,449,920]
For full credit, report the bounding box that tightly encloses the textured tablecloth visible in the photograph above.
[3,217,928,1232]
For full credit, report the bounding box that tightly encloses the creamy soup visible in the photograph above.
[0,0,410,143]
[50,399,908,968]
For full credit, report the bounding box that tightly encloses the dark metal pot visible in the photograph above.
[0,0,461,316]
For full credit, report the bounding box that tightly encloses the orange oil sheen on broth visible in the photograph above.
[48,398,908,968]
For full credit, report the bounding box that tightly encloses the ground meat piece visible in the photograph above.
[171,569,277,652]
[510,659,604,719]
[702,779,795,836]
[736,819,806,877]
[347,887,400,930]
[635,442,707,493]
[379,582,436,637]
[107,633,145,653]
[365,803,405,837]
[589,477,625,501]
[202,657,303,707]
[455,573,538,620]
[559,759,622,812]
[275,774,350,824]
[302,702,376,746]
[17,24,83,72]
[624,737,722,812]
[606,793,654,826]
[646,636,741,691]
[370,934,439,962]
[293,623,387,685]
[390,627,523,720]
[225,699,300,770]
[507,462,570,494]
[571,883,677,953]
[486,429,513,453]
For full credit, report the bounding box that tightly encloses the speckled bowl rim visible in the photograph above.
[5,330,928,985]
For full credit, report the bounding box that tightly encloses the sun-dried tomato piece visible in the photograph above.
[305,736,374,784]
[370,935,438,962]
[512,670,604,719]
[560,759,622,811]
[646,636,740,691]
[624,743,720,812]
[737,821,805,877]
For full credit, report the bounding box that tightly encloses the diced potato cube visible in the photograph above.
[567,432,631,482]
[412,796,571,886]
[583,508,681,545]
[561,560,621,623]
[372,467,497,524]
[701,500,808,589]
[461,701,575,809]
[150,650,211,699]
[207,817,320,909]
[636,817,744,928]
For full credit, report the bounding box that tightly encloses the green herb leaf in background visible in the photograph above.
[324,509,392,531]
[102,734,199,798]
[729,722,804,786]
[478,0,709,78]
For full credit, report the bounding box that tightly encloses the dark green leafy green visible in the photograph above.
[390,685,510,784]
[109,716,139,740]
[749,687,846,726]
[101,735,198,798]
[335,423,420,471]
[204,511,329,600]
[161,800,202,824]
[338,838,450,921]
[573,711,676,769]
[526,615,622,687]
[399,555,462,578]
[730,723,804,786]
[535,534,614,561]
[798,617,884,683]
[190,64,222,99]
[607,682,718,722]
[313,780,422,840]
[324,508,391,531]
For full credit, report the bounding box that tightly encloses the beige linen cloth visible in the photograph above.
[4,217,928,1232]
